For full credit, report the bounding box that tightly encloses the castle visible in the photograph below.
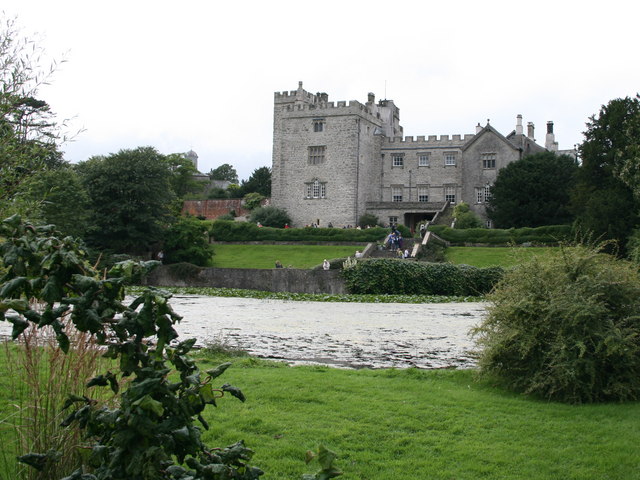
[271,82,570,230]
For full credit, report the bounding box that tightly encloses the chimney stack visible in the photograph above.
[476,122,483,133]
[367,92,375,104]
[545,121,558,151]
[516,114,523,135]
[527,122,535,140]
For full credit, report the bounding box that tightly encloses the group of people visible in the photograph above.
[385,227,410,258]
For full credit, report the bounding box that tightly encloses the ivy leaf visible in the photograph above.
[200,384,218,407]
[0,276,27,298]
[7,315,29,339]
[221,383,246,402]
[0,298,29,313]
[206,362,232,380]
[132,394,165,417]
[18,449,61,471]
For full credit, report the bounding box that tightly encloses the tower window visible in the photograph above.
[481,152,496,169]
[392,154,404,167]
[305,180,326,199]
[313,119,325,132]
[308,146,326,165]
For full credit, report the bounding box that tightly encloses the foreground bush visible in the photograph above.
[473,244,640,403]
[341,258,503,296]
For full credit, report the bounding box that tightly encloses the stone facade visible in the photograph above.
[271,82,565,230]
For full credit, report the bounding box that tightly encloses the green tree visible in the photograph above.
[453,202,483,229]
[243,192,265,210]
[208,163,238,183]
[0,16,67,216]
[22,166,90,237]
[358,213,380,228]
[77,147,175,255]
[163,216,215,266]
[571,97,640,250]
[249,206,291,228]
[239,166,271,197]
[486,151,578,228]
[167,153,204,198]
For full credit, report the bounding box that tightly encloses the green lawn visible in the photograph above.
[445,246,560,268]
[210,244,363,269]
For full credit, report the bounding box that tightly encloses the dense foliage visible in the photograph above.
[473,244,640,403]
[76,147,176,255]
[341,259,503,296]
[357,213,380,228]
[208,163,239,183]
[452,202,482,229]
[163,216,215,266]
[486,152,578,228]
[0,215,261,479]
[427,224,573,245]
[210,221,392,242]
[248,206,291,228]
[238,166,271,197]
[571,97,640,252]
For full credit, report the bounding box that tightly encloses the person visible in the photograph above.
[284,223,290,228]
[355,250,363,258]
[403,248,410,259]
[323,259,330,270]
[275,260,283,268]
[156,250,164,263]
[419,223,426,238]
[328,222,333,228]
[257,222,263,227]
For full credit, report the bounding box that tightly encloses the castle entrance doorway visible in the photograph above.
[404,212,435,233]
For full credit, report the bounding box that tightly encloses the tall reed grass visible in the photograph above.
[0,312,113,480]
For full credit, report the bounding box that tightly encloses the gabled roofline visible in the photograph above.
[462,123,522,153]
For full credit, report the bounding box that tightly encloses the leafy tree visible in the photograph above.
[239,167,271,197]
[473,244,640,403]
[249,206,291,228]
[208,163,238,183]
[0,16,67,216]
[226,184,242,198]
[207,186,229,199]
[163,216,215,266]
[243,192,265,210]
[453,202,483,229]
[167,153,204,198]
[77,147,175,255]
[486,152,578,228]
[21,166,90,237]
[358,213,380,228]
[571,97,640,250]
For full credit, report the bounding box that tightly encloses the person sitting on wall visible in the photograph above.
[275,260,283,268]
[323,259,330,270]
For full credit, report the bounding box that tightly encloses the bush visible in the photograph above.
[243,192,265,211]
[428,224,573,245]
[164,216,215,266]
[473,244,640,403]
[341,259,503,296]
[249,206,291,228]
[453,202,483,229]
[358,213,380,228]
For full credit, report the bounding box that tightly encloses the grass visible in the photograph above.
[193,353,640,480]
[210,244,364,269]
[445,246,560,268]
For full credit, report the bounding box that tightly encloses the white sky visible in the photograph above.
[3,0,639,181]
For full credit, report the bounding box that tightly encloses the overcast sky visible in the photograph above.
[4,0,639,181]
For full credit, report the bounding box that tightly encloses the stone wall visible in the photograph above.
[144,265,347,294]
[182,198,269,220]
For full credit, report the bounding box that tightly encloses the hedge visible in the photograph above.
[427,224,573,245]
[209,221,410,243]
[341,258,504,296]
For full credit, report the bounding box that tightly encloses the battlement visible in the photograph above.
[281,99,383,120]
[385,134,474,145]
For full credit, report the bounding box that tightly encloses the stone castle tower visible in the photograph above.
[271,82,565,230]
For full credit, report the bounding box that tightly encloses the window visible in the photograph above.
[444,153,457,166]
[481,152,496,169]
[484,184,492,202]
[392,154,404,167]
[486,219,493,228]
[305,180,326,199]
[308,146,326,165]
[418,186,429,202]
[444,186,456,203]
[418,154,430,167]
[313,119,325,132]
[392,186,403,202]
[389,216,398,226]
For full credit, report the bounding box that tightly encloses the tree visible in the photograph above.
[249,206,290,228]
[208,163,238,183]
[239,166,271,197]
[0,16,67,216]
[571,97,640,250]
[167,153,204,198]
[243,192,265,210]
[163,216,215,266]
[486,151,578,228]
[77,147,176,255]
[453,202,483,229]
[358,213,379,228]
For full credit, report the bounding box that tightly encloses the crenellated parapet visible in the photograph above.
[384,133,474,146]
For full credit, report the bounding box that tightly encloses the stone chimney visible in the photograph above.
[476,122,483,133]
[367,92,375,104]
[527,122,535,140]
[545,121,558,151]
[516,114,523,135]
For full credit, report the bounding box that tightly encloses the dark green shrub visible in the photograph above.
[341,259,503,296]
[243,192,265,211]
[216,213,235,221]
[473,244,640,403]
[428,224,573,245]
[453,202,483,229]
[164,216,215,266]
[249,206,291,228]
[358,213,380,228]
